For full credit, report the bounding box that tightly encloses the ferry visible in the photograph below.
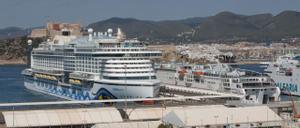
[22,28,162,100]
[265,54,300,96]
[157,64,280,104]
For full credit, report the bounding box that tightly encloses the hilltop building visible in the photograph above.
[29,22,82,38]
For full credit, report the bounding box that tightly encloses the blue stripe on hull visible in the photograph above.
[275,82,298,93]
[24,78,117,100]
[274,82,300,96]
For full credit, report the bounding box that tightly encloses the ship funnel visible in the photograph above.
[88,28,93,41]
[117,28,125,41]
[61,28,71,36]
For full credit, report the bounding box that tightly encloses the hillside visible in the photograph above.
[1,11,300,42]
[1,10,300,64]
[191,11,300,41]
[88,17,192,41]
[0,37,44,64]
[0,27,31,39]
[88,10,300,42]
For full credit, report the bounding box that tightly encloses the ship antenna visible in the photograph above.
[88,28,93,41]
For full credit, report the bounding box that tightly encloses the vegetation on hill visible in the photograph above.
[2,10,300,42]
[88,17,192,41]
[0,37,43,64]
[1,10,300,63]
[0,27,30,39]
[88,10,300,42]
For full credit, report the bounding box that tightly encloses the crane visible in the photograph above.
[288,91,300,118]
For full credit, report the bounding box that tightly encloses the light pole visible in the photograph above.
[12,106,15,127]
[83,109,87,128]
[27,40,32,68]
[200,119,203,127]
[214,115,219,127]
[226,116,229,127]
[124,64,128,117]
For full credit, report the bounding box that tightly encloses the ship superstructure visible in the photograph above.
[22,28,162,100]
[158,64,280,104]
[265,54,300,96]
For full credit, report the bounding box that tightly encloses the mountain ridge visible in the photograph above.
[1,10,300,42]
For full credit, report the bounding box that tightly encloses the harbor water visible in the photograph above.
[0,64,297,103]
[0,65,61,103]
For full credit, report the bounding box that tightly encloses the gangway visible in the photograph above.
[161,84,244,99]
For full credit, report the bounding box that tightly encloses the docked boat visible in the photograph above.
[265,54,300,96]
[22,28,162,100]
[157,64,280,104]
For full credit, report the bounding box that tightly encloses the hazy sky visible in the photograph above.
[1,0,300,28]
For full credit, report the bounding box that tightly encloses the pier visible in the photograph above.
[0,97,297,128]
[161,84,243,98]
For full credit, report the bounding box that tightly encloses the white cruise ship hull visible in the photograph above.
[265,62,300,96]
[267,73,300,96]
[22,27,162,101]
[24,77,160,100]
[157,69,280,104]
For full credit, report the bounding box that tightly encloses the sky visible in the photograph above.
[0,0,300,29]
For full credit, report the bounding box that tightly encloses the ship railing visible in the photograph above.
[69,73,95,80]
[50,46,161,54]
[32,69,64,76]
[242,84,277,88]
[58,81,71,87]
[75,48,160,53]
[223,88,244,95]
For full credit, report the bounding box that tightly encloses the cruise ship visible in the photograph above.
[265,54,300,96]
[157,64,280,104]
[22,28,162,100]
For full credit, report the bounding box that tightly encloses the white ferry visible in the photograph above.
[157,64,280,104]
[22,28,162,100]
[265,54,300,96]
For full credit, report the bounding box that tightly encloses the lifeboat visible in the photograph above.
[285,68,293,76]
[69,79,74,83]
[70,79,81,84]
[46,75,51,79]
[50,76,57,80]
[35,74,42,78]
[178,68,187,75]
[41,74,46,78]
[34,73,57,81]
[142,100,154,105]
[193,71,204,76]
[75,80,81,84]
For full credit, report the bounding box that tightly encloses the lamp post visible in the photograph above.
[124,64,128,118]
[27,40,32,68]
[12,106,15,127]
[214,115,219,127]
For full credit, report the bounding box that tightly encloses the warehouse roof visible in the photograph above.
[126,105,282,127]
[92,121,161,128]
[127,105,225,120]
[162,105,282,127]
[2,107,123,128]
